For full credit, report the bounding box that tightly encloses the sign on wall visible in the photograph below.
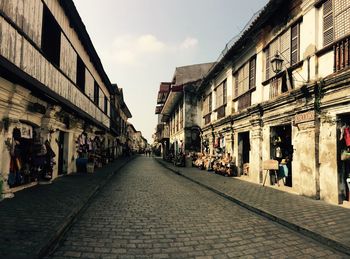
[294,111,315,124]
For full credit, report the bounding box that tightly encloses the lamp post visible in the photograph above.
[271,53,284,74]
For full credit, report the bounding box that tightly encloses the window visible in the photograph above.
[41,5,61,67]
[321,0,350,72]
[323,0,334,46]
[223,80,227,104]
[76,55,85,91]
[264,25,299,79]
[179,104,183,129]
[249,58,256,88]
[235,57,256,98]
[270,78,280,99]
[264,48,270,80]
[104,95,108,114]
[217,106,226,120]
[94,81,99,106]
[216,80,227,109]
[204,114,211,125]
[235,63,249,97]
[209,93,212,113]
[238,92,251,111]
[270,74,287,99]
[323,0,350,46]
[291,24,300,65]
[175,109,179,132]
[203,93,212,115]
[334,0,350,40]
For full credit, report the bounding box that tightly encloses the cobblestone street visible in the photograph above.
[50,157,344,258]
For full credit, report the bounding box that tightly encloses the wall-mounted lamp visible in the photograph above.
[271,53,284,74]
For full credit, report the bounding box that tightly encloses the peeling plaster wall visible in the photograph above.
[0,76,89,193]
[292,122,318,197]
[319,115,339,204]
[318,53,334,79]
[184,91,198,128]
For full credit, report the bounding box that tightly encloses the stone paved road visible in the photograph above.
[50,157,345,258]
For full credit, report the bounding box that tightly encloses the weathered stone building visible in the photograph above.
[0,0,131,196]
[155,63,214,158]
[198,0,350,205]
[127,124,147,154]
[110,86,132,158]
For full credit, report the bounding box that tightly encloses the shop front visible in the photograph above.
[75,131,108,173]
[269,124,293,187]
[338,114,350,203]
[238,131,250,177]
[6,121,56,189]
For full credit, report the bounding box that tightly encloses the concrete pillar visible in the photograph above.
[250,126,263,184]
[292,121,318,198]
[319,114,340,204]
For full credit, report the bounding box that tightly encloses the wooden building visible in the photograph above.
[0,0,130,196]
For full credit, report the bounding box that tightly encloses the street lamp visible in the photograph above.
[271,53,284,74]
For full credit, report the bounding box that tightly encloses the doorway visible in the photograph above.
[238,131,250,176]
[57,131,68,175]
[270,124,293,187]
[337,114,350,202]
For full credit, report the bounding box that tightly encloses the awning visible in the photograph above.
[160,85,183,116]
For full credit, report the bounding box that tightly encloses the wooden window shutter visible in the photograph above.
[209,93,212,112]
[291,23,300,65]
[280,30,291,65]
[333,0,350,40]
[323,0,334,46]
[249,57,256,89]
[265,47,270,80]
[234,74,238,97]
[223,80,227,104]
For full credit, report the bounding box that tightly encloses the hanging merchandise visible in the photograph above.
[43,140,55,180]
[343,125,350,148]
[214,137,219,148]
[341,149,350,161]
[220,136,225,148]
[340,123,350,160]
[275,146,283,159]
[13,127,21,140]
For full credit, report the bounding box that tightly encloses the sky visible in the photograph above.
[73,0,269,143]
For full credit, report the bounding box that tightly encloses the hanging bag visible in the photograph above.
[341,150,350,161]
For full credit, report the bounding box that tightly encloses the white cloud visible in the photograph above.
[136,34,166,52]
[105,34,199,66]
[180,37,199,49]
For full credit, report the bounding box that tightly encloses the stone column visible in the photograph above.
[292,119,318,198]
[0,82,31,198]
[250,119,263,184]
[318,113,339,203]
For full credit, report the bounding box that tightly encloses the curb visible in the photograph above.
[38,156,135,258]
[156,158,350,256]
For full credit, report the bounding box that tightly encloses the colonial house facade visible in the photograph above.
[110,85,132,158]
[0,0,131,196]
[155,63,214,158]
[127,124,147,154]
[155,82,171,158]
[198,0,350,205]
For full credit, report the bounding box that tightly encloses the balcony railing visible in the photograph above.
[204,114,211,125]
[155,124,169,140]
[217,106,226,119]
[238,92,251,110]
[334,36,350,72]
[0,17,109,128]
